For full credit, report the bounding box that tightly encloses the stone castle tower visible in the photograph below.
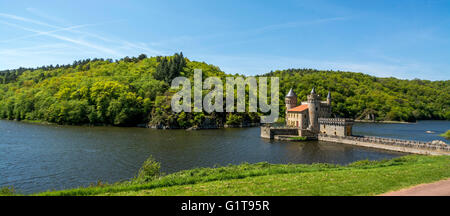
[285,88,297,116]
[285,87,332,132]
[307,88,320,132]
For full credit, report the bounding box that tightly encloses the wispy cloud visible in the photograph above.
[11,10,165,56]
[25,7,67,24]
[0,11,166,68]
[0,20,122,56]
[0,12,55,28]
[0,23,98,43]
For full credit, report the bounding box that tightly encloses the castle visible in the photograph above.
[285,88,353,137]
[261,88,450,155]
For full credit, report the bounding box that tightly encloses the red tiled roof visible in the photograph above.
[288,104,308,112]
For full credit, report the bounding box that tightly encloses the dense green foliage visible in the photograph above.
[24,155,450,196]
[153,53,186,83]
[1,53,448,127]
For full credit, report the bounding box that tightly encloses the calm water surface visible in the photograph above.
[353,120,449,142]
[1,120,447,194]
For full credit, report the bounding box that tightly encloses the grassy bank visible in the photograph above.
[6,155,440,196]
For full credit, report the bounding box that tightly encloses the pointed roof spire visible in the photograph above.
[286,88,297,97]
[327,91,331,99]
[311,87,316,94]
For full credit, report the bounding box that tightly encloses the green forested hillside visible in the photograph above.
[0,53,245,127]
[0,53,448,127]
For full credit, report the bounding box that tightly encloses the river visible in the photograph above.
[0,120,448,194]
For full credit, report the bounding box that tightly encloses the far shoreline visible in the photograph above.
[2,118,448,129]
[0,118,262,130]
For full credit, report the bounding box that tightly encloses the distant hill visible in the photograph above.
[0,53,448,127]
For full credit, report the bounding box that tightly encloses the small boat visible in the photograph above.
[426,131,435,134]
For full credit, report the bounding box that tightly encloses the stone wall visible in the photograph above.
[319,124,347,137]
[318,134,450,155]
[260,126,299,139]
[299,129,317,138]
[318,118,354,137]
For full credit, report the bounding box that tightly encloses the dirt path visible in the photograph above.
[380,178,450,196]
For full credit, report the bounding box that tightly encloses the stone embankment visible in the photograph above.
[318,134,450,155]
[260,126,299,139]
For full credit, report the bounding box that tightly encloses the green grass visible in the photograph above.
[3,155,449,196]
[441,130,450,139]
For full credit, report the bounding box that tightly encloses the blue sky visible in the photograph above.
[0,0,449,80]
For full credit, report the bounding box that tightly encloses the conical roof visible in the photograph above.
[327,91,331,99]
[311,87,316,94]
[286,88,297,97]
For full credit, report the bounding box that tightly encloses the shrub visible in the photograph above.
[0,186,15,196]
[135,155,161,183]
[226,114,243,126]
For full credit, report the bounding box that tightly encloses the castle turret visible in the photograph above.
[285,89,297,121]
[327,91,331,106]
[307,87,320,132]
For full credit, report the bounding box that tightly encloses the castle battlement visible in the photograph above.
[319,118,354,126]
